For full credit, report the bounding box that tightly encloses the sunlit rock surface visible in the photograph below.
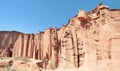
[0,3,120,71]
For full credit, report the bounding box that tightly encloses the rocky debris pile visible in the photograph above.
[0,57,42,71]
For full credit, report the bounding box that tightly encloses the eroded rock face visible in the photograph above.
[0,31,22,57]
[0,3,120,70]
[0,31,22,49]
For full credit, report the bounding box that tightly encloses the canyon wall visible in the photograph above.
[0,4,120,69]
[0,31,22,49]
[0,31,22,56]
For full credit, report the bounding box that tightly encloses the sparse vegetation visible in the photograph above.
[10,68,26,71]
[47,61,56,70]
[14,57,30,62]
[0,62,11,71]
[0,57,30,71]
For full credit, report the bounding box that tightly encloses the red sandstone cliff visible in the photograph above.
[0,3,120,70]
[0,31,22,56]
[0,31,22,49]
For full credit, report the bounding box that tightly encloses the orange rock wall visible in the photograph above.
[0,4,120,69]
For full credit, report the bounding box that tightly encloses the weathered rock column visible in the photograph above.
[43,28,52,69]
[38,33,43,60]
[23,34,29,57]
[70,25,79,67]
[66,31,75,67]
[17,34,23,57]
[60,27,75,68]
[43,28,51,59]
[33,34,39,59]
[60,37,67,67]
[27,34,34,58]
[50,29,59,69]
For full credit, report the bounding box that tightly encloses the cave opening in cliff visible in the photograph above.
[8,44,13,57]
[9,50,12,57]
